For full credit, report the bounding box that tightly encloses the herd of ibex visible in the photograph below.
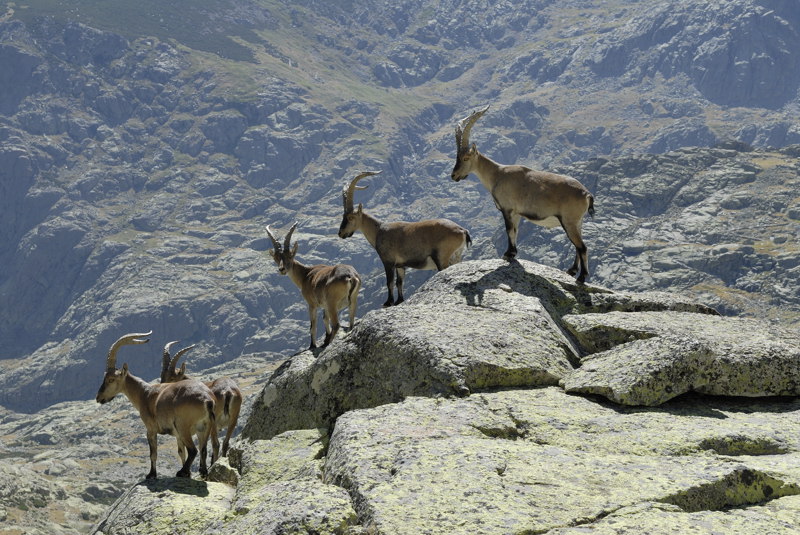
[96,106,595,480]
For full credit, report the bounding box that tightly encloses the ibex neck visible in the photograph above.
[473,151,503,189]
[123,373,157,418]
[358,211,382,249]
[287,260,312,290]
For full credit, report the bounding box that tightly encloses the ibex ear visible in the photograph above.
[357,203,363,214]
[270,249,279,262]
[121,363,129,376]
[469,143,477,154]
[291,242,299,256]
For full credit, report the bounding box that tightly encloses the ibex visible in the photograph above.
[267,223,361,349]
[161,341,243,457]
[451,106,595,282]
[95,332,219,479]
[338,171,472,306]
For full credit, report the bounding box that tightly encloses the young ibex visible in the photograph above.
[338,171,472,306]
[267,223,361,349]
[161,341,243,457]
[95,332,219,479]
[451,106,595,282]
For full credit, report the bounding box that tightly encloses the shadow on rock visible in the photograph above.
[139,477,210,497]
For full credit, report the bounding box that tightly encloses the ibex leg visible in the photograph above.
[394,267,406,305]
[501,210,521,260]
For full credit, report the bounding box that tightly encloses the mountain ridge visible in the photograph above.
[0,1,799,531]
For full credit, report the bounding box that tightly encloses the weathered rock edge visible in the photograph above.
[243,259,732,440]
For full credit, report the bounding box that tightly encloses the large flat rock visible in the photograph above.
[562,311,800,405]
[324,388,800,534]
[243,260,721,440]
[91,429,357,535]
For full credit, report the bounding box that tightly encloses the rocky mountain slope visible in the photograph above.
[93,259,800,534]
[0,0,798,532]
[1,0,799,413]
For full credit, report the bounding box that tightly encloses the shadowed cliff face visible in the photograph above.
[0,1,799,417]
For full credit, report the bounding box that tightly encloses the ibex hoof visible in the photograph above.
[145,472,157,480]
[176,469,191,478]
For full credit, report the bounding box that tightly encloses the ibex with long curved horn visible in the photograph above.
[338,171,472,306]
[451,106,595,282]
[161,342,243,457]
[96,332,219,479]
[267,223,361,349]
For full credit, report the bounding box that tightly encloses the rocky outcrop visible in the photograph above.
[93,259,800,534]
[587,0,800,108]
[563,312,800,405]
[243,260,726,440]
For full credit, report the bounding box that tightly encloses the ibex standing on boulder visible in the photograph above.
[338,171,472,306]
[267,223,361,349]
[161,342,243,457]
[95,332,219,479]
[451,106,595,282]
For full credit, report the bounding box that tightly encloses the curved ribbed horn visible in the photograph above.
[169,344,196,377]
[265,225,282,252]
[161,341,179,382]
[106,331,152,371]
[342,171,379,213]
[284,222,298,251]
[457,105,489,150]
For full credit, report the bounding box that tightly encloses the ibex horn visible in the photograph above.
[161,341,179,381]
[168,344,196,377]
[106,331,152,371]
[284,222,298,251]
[342,171,380,213]
[265,225,282,251]
[457,105,489,150]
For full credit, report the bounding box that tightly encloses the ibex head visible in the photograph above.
[338,171,379,238]
[96,331,151,404]
[161,340,194,383]
[266,223,299,275]
[451,105,489,182]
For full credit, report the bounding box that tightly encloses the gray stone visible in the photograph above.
[243,260,597,440]
[562,312,800,405]
[91,479,235,535]
[323,389,800,534]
